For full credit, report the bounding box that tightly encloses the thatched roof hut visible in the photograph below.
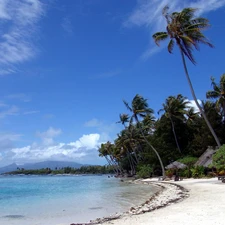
[166,161,187,170]
[194,146,218,167]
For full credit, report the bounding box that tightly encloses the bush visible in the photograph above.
[180,168,191,178]
[191,166,205,178]
[213,145,225,171]
[137,165,153,178]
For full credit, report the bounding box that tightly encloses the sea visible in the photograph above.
[0,175,159,225]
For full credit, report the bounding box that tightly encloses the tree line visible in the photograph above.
[98,7,225,178]
[5,165,115,175]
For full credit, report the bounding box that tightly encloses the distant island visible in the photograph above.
[0,160,114,175]
[3,165,114,175]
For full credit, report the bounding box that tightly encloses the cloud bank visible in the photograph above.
[0,127,105,166]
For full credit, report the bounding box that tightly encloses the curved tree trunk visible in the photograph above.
[169,116,182,153]
[136,117,165,178]
[180,49,221,147]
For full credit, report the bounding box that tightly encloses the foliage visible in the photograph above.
[137,165,153,178]
[179,168,191,178]
[178,156,198,166]
[152,6,221,147]
[213,145,225,171]
[5,165,115,175]
[191,166,205,178]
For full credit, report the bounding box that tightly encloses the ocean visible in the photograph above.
[0,175,159,225]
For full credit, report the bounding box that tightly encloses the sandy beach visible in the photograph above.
[99,178,225,225]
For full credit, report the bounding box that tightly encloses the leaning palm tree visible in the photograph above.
[123,94,165,178]
[206,74,225,120]
[158,94,189,153]
[152,6,221,147]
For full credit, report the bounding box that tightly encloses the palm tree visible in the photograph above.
[158,94,189,153]
[117,113,130,128]
[152,7,221,147]
[206,74,225,119]
[186,107,199,124]
[123,94,165,178]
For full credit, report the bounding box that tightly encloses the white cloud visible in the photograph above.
[0,105,19,118]
[187,99,202,113]
[37,127,62,146]
[0,133,22,152]
[23,110,39,115]
[0,0,44,75]
[84,118,102,127]
[0,68,16,76]
[8,133,102,164]
[124,0,225,59]
[6,93,31,102]
[84,118,119,143]
[61,16,73,35]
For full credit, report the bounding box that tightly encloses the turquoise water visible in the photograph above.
[0,175,159,224]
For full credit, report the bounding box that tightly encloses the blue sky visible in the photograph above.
[0,0,225,167]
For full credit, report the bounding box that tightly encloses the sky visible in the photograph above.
[0,0,225,167]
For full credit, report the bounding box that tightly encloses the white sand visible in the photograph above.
[100,178,225,225]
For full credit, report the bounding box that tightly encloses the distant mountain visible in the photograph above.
[0,161,83,174]
[0,163,18,174]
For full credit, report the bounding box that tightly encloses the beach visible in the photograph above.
[1,177,224,225]
[99,178,225,225]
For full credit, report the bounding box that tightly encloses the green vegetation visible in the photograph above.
[97,7,225,179]
[137,165,153,178]
[153,7,221,147]
[5,165,114,175]
[213,145,225,171]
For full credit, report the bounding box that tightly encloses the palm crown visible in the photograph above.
[206,74,225,117]
[153,7,213,64]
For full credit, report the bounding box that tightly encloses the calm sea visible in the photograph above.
[0,175,159,225]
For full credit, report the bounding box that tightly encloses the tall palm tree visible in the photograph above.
[206,74,225,119]
[123,94,165,178]
[158,94,189,153]
[152,7,221,147]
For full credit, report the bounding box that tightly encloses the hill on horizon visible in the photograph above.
[0,160,85,174]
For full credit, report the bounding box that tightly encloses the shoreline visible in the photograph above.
[71,177,225,225]
[97,178,225,225]
[70,179,189,225]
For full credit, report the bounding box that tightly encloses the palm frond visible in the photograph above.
[168,39,175,53]
[152,32,168,46]
[123,100,132,112]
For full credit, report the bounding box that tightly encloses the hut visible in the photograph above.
[166,161,187,181]
[194,146,218,167]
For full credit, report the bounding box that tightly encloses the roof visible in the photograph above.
[165,161,187,169]
[194,146,218,167]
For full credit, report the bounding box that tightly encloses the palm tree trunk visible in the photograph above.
[180,49,221,147]
[136,117,165,178]
[169,116,182,153]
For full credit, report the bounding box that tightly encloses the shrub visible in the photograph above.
[213,145,225,171]
[191,166,205,178]
[180,168,191,178]
[137,165,153,178]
